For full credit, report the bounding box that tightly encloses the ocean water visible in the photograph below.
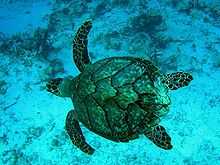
[0,0,220,164]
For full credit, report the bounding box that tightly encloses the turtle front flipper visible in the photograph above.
[73,20,92,72]
[162,72,193,90]
[144,125,172,150]
[65,110,95,155]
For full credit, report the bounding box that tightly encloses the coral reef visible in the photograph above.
[50,0,88,22]
[151,32,172,49]
[2,149,25,165]
[50,131,67,150]
[129,11,164,35]
[0,80,8,95]
[206,4,220,27]
[39,59,64,81]
[24,126,45,145]
[94,1,111,17]
[111,0,130,7]
[96,30,122,50]
[170,0,220,27]
[2,148,54,165]
[170,0,202,13]
[0,28,54,61]
[127,32,152,55]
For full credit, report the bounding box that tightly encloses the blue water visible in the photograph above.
[0,0,220,164]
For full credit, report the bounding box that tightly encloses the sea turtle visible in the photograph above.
[46,20,193,155]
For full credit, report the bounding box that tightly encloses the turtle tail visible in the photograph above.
[162,72,193,90]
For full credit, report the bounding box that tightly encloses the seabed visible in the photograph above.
[0,0,220,164]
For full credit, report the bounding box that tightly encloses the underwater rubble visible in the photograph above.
[0,28,53,59]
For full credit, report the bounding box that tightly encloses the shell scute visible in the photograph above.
[127,103,147,132]
[103,100,130,134]
[92,78,117,106]
[114,85,138,109]
[84,95,112,134]
[112,62,147,87]
[92,58,131,81]
[133,74,154,94]
[77,78,96,97]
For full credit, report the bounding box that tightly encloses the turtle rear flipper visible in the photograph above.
[65,110,95,155]
[162,72,193,90]
[73,20,92,72]
[144,125,172,150]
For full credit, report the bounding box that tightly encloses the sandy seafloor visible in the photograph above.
[0,0,220,164]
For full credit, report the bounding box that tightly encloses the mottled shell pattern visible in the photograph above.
[71,56,170,141]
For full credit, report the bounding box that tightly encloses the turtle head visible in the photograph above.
[46,76,73,98]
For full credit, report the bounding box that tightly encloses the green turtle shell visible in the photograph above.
[71,56,171,142]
